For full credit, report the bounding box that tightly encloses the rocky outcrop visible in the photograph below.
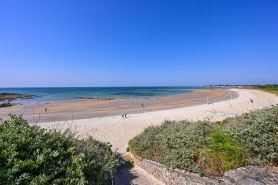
[0,93,34,102]
[0,93,34,107]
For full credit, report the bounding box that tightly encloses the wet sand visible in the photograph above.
[0,89,236,122]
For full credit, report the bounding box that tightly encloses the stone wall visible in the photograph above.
[125,153,278,185]
[223,166,278,185]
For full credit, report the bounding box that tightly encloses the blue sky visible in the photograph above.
[0,0,277,87]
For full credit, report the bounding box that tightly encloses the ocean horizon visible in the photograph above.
[0,86,205,103]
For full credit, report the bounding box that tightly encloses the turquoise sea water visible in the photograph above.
[0,87,204,103]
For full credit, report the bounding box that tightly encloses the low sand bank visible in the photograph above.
[35,89,278,153]
[0,88,235,122]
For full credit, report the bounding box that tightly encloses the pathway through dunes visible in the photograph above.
[114,163,164,185]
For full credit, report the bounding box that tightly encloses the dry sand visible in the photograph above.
[35,89,278,153]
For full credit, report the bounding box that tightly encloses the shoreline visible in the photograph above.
[3,87,215,105]
[0,88,236,122]
[35,89,278,153]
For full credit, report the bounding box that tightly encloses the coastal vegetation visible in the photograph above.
[203,84,278,95]
[253,85,278,95]
[0,115,120,185]
[129,105,278,175]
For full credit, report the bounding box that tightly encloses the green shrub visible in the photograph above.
[129,120,213,173]
[74,138,119,184]
[224,106,278,165]
[0,115,120,185]
[129,105,278,175]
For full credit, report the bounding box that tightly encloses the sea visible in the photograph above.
[0,87,204,103]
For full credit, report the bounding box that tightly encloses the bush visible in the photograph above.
[0,115,120,185]
[129,120,213,173]
[129,105,278,175]
[224,106,278,165]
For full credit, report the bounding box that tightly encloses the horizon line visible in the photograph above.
[0,84,277,88]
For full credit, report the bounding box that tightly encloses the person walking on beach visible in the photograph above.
[44,107,48,114]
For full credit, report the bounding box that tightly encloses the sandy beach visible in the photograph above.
[0,88,235,123]
[34,89,278,153]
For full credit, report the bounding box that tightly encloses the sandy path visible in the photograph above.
[36,89,278,153]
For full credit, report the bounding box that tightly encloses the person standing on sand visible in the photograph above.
[44,107,48,114]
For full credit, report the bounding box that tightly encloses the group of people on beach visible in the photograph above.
[121,112,127,118]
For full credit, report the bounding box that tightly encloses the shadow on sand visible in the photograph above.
[114,162,138,185]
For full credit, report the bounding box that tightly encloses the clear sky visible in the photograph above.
[0,0,277,87]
